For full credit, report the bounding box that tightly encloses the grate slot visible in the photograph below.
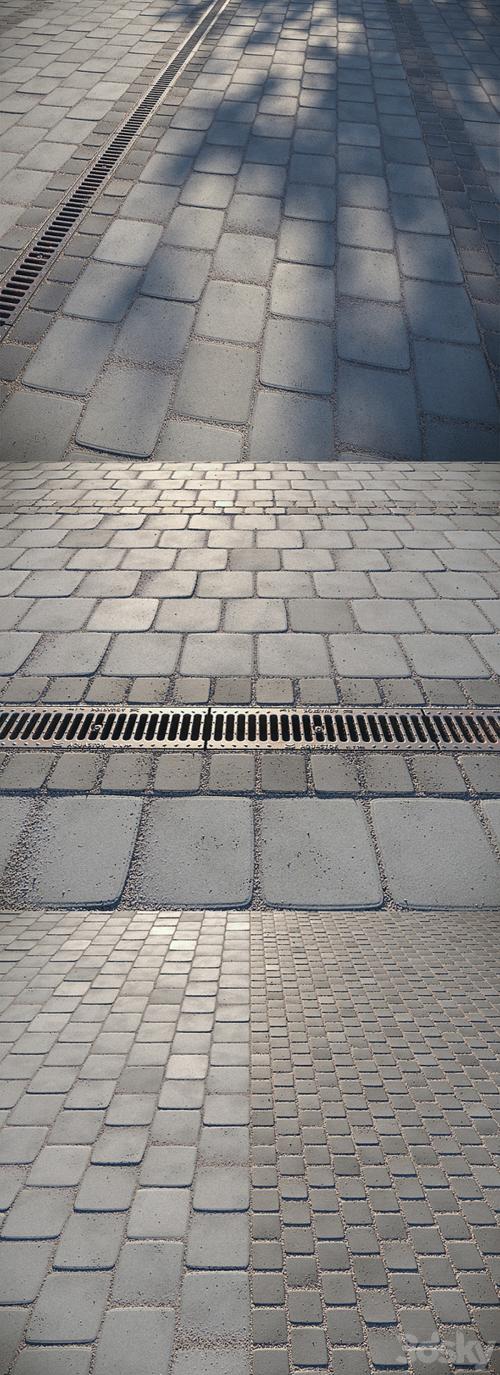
[0,0,235,330]
[0,707,498,752]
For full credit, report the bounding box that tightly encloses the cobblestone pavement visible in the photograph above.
[0,2,499,1365]
[0,907,498,1374]
[0,0,499,459]
[0,460,499,907]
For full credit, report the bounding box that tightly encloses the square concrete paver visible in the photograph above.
[1,392,81,462]
[21,797,142,907]
[113,299,194,368]
[175,340,256,423]
[136,799,254,906]
[23,318,114,395]
[371,799,500,908]
[260,800,382,908]
[76,367,173,458]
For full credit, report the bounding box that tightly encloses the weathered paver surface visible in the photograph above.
[0,0,499,459]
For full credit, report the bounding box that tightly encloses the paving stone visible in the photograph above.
[175,339,256,423]
[153,754,203,793]
[278,218,335,266]
[104,633,181,676]
[3,1187,73,1239]
[398,232,462,282]
[214,231,276,283]
[164,205,224,249]
[261,755,307,794]
[127,1187,190,1240]
[142,246,211,302]
[337,300,410,369]
[77,366,173,458]
[121,182,179,223]
[180,633,252,674]
[208,755,255,793]
[228,193,281,235]
[403,281,479,343]
[337,246,400,302]
[157,419,242,461]
[258,632,330,676]
[401,633,488,677]
[47,755,101,792]
[23,318,114,395]
[180,1272,250,1339]
[250,392,333,461]
[21,796,141,907]
[187,1213,249,1268]
[93,1308,175,1375]
[336,362,421,459]
[54,1212,124,1269]
[140,153,193,186]
[260,800,382,908]
[261,318,334,393]
[362,757,414,796]
[0,391,81,461]
[196,280,267,343]
[12,1349,91,1375]
[27,1271,110,1344]
[329,633,409,677]
[371,799,500,908]
[113,298,194,367]
[270,262,334,320]
[112,1241,182,1304]
[0,1239,52,1306]
[136,798,253,905]
[64,263,143,321]
[95,218,161,267]
[414,341,499,424]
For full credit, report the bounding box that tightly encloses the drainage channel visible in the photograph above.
[0,707,498,751]
[0,0,235,331]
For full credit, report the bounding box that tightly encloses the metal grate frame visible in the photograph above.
[0,706,498,751]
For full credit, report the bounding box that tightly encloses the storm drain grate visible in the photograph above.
[0,0,233,329]
[0,707,498,751]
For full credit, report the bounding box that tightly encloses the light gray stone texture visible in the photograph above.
[77,367,173,458]
[23,319,114,395]
[261,800,382,908]
[113,299,194,368]
[135,799,253,905]
[175,340,256,423]
[371,799,500,908]
[64,263,143,322]
[24,796,142,907]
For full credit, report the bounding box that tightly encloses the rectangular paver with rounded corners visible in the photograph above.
[19,796,142,907]
[136,798,254,906]
[260,800,383,908]
[371,798,500,908]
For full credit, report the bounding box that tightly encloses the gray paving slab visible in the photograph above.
[135,798,254,906]
[18,796,142,907]
[76,367,173,458]
[371,798,500,907]
[260,800,383,908]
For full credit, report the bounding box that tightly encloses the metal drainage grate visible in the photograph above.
[0,0,233,329]
[0,707,498,751]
